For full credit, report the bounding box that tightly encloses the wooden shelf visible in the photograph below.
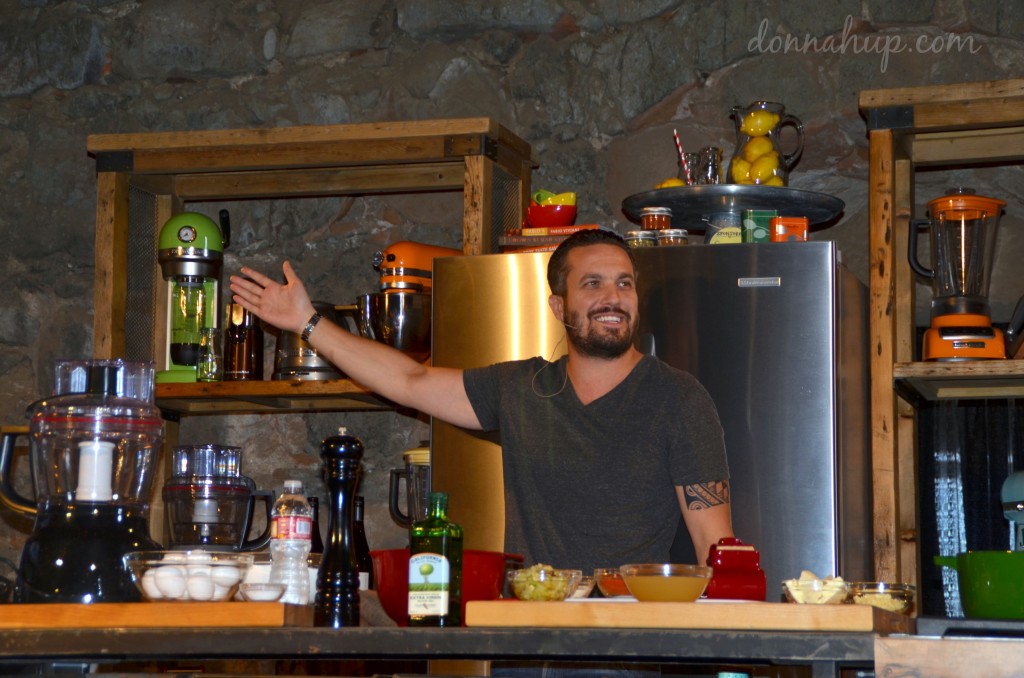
[155,379,396,417]
[894,360,1024,402]
[860,78,1024,586]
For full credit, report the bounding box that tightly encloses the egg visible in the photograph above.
[186,551,212,565]
[141,569,163,600]
[211,565,241,588]
[186,573,216,601]
[154,565,187,599]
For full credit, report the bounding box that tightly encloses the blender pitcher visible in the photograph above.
[0,359,164,603]
[728,101,804,186]
[389,442,430,528]
[909,187,1007,360]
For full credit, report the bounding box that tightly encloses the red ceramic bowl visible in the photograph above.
[371,547,523,626]
[526,204,577,229]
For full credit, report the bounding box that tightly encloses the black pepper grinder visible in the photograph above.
[315,426,364,628]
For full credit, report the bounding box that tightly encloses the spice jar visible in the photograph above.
[657,229,689,246]
[640,206,673,231]
[625,230,658,248]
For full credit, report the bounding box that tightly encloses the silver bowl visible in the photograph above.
[358,292,431,362]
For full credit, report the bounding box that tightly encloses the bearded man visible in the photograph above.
[230,229,732,573]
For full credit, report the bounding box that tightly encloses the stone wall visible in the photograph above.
[2,0,1023,566]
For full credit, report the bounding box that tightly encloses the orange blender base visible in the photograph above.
[923,313,1006,360]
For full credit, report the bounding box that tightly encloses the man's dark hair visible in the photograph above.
[546,228,636,296]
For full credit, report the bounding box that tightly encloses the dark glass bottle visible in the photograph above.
[308,496,325,555]
[408,491,463,627]
[354,496,373,590]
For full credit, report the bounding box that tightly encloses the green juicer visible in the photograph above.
[157,211,228,384]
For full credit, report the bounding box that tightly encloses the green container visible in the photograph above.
[935,550,1024,619]
[742,209,776,243]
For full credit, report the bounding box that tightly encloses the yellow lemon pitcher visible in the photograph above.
[728,101,804,187]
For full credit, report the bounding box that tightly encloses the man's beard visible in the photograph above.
[565,307,635,359]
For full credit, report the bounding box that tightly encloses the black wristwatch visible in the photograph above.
[301,312,323,341]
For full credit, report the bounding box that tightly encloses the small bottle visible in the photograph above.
[354,496,374,590]
[408,492,463,627]
[697,146,724,185]
[270,479,313,605]
[308,496,325,555]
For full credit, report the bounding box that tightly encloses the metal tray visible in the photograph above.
[621,185,845,232]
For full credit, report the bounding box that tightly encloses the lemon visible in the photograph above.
[740,110,780,137]
[532,189,556,205]
[749,152,781,183]
[656,177,686,189]
[729,158,751,183]
[742,136,774,163]
[542,192,577,206]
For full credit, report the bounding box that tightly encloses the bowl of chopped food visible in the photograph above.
[848,582,915,614]
[619,563,713,602]
[782,571,850,605]
[508,564,582,601]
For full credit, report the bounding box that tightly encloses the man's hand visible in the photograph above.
[229,261,317,335]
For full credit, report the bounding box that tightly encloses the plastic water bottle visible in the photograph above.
[270,479,313,605]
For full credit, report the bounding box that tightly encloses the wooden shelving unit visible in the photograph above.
[86,118,536,414]
[859,78,1024,587]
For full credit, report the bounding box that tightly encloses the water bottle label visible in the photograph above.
[272,515,312,540]
[408,552,450,617]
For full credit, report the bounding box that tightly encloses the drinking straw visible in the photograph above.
[673,129,693,185]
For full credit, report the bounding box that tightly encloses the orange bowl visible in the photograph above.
[371,548,523,626]
[527,204,577,229]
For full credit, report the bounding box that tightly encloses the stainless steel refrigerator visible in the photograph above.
[430,242,872,593]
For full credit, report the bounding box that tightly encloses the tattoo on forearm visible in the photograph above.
[684,480,730,510]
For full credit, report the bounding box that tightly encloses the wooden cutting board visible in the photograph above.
[465,600,914,635]
[0,602,313,629]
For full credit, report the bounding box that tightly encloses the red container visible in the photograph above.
[703,537,767,601]
[370,548,523,626]
[526,204,577,229]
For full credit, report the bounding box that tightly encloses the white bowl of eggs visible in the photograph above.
[124,550,254,602]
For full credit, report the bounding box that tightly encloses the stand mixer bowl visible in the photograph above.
[357,291,432,362]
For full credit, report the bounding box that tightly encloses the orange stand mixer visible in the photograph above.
[909,188,1007,361]
[373,241,461,293]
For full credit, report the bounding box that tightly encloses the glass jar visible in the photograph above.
[676,152,699,185]
[625,230,658,248]
[696,147,723,185]
[728,101,804,186]
[657,229,689,246]
[640,206,673,231]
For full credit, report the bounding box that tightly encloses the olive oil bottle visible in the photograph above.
[408,492,463,626]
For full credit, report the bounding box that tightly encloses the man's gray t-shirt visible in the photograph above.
[462,354,728,574]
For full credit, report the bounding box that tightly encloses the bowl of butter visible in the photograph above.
[782,570,849,605]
